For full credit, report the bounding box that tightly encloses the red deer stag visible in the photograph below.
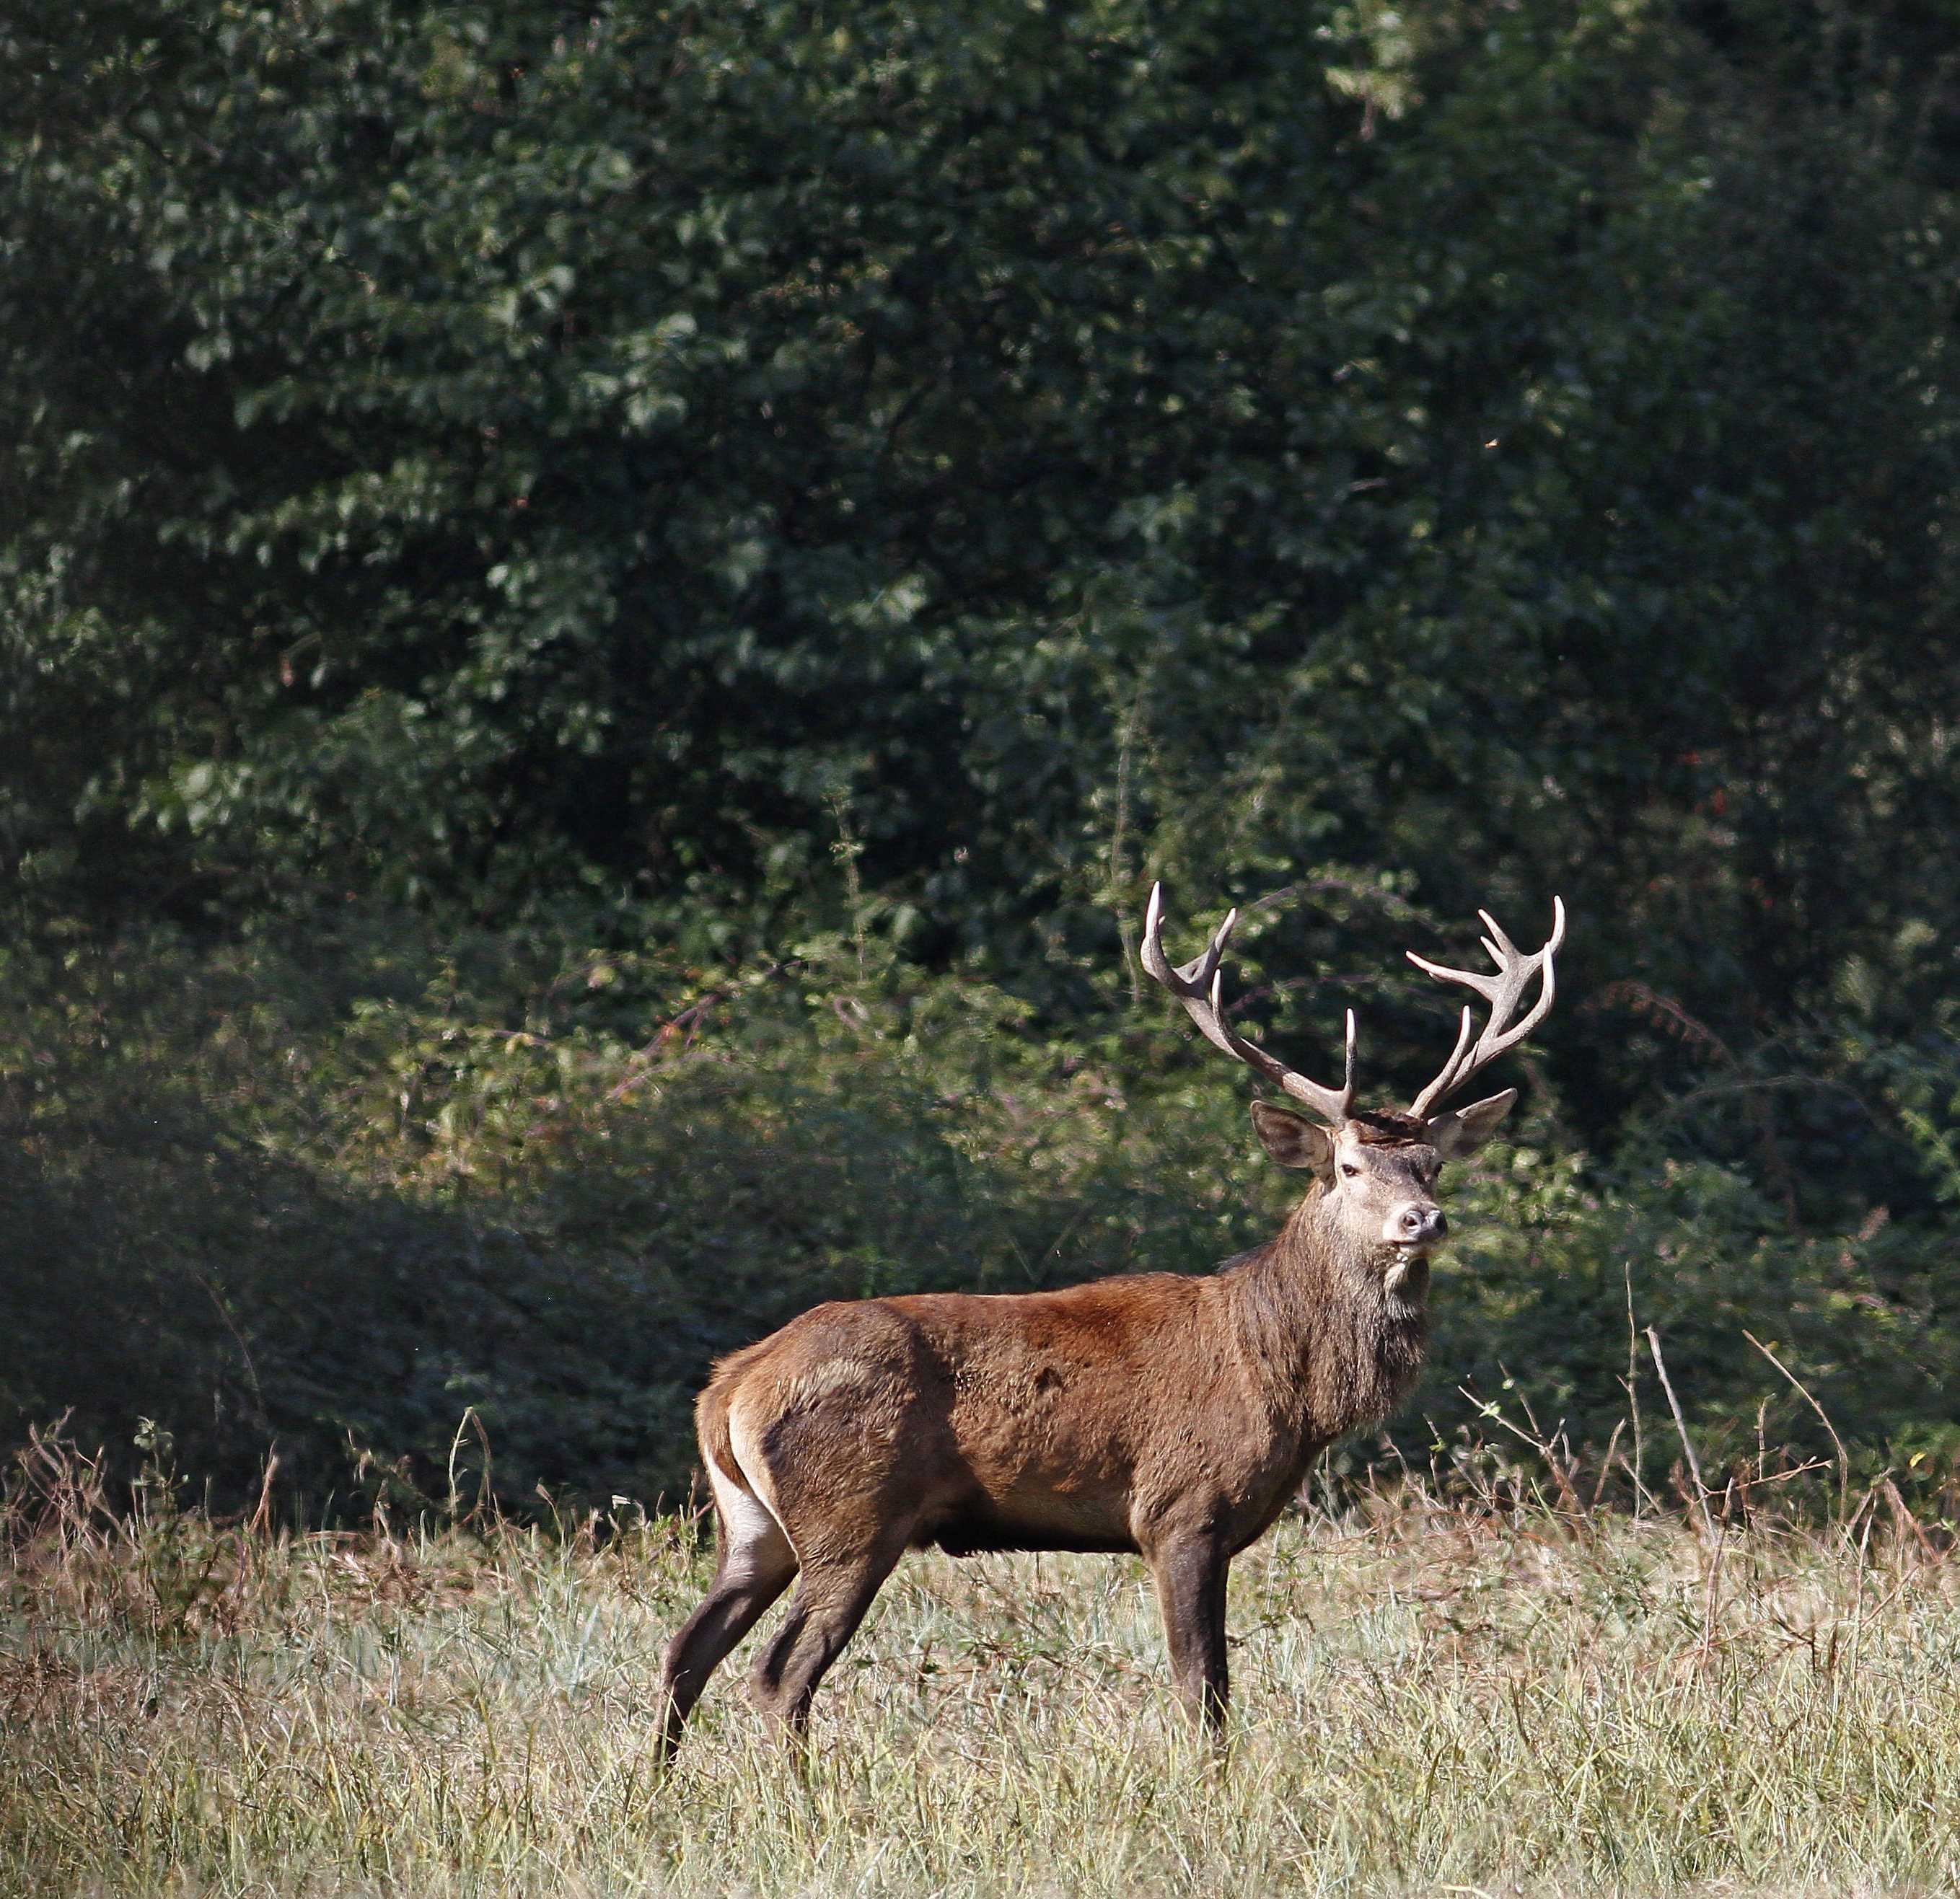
[657,884,1565,1755]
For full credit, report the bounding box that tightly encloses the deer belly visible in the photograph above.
[919,1434,1141,1556]
[922,1494,1139,1558]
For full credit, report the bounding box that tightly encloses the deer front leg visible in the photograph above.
[1147,1534,1231,1737]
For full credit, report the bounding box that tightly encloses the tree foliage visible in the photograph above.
[5,0,1960,1507]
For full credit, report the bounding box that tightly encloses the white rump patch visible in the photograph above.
[716,1405,797,1574]
[712,1476,791,1584]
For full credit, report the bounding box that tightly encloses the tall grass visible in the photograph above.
[4,1429,1958,1898]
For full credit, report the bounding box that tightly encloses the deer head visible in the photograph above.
[1141,882,1565,1280]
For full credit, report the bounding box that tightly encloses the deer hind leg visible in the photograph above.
[656,1473,797,1762]
[747,1525,910,1748]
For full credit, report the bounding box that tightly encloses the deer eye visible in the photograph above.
[1340,1163,1361,1179]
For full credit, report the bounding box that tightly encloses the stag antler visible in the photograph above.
[1140,882,1357,1126]
[1406,898,1566,1119]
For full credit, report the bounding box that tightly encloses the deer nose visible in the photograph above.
[1394,1205,1447,1248]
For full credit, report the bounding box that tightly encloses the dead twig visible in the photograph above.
[1645,1327,1714,1544]
[1743,1330,1850,1524]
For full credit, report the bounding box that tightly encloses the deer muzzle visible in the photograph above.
[1386,1204,1448,1251]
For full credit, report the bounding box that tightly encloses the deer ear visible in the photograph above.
[1251,1101,1335,1178]
[1425,1088,1518,1159]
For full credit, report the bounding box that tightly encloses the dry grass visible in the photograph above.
[4,1435,1959,1898]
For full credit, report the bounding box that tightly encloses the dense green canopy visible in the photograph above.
[5,0,1960,1510]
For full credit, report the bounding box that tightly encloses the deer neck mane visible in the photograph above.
[1221,1184,1430,1445]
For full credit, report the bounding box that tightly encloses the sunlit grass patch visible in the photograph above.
[4,1441,1959,1897]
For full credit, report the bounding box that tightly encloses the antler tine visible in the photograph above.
[1139,882,1356,1125]
[1407,896,1566,1119]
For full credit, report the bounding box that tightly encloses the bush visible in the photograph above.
[7,911,1959,1520]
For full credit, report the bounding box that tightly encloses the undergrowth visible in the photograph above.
[6,917,1960,1518]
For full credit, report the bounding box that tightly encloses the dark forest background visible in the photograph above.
[6,0,1960,1517]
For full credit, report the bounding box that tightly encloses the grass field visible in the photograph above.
[4,1435,1959,1898]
